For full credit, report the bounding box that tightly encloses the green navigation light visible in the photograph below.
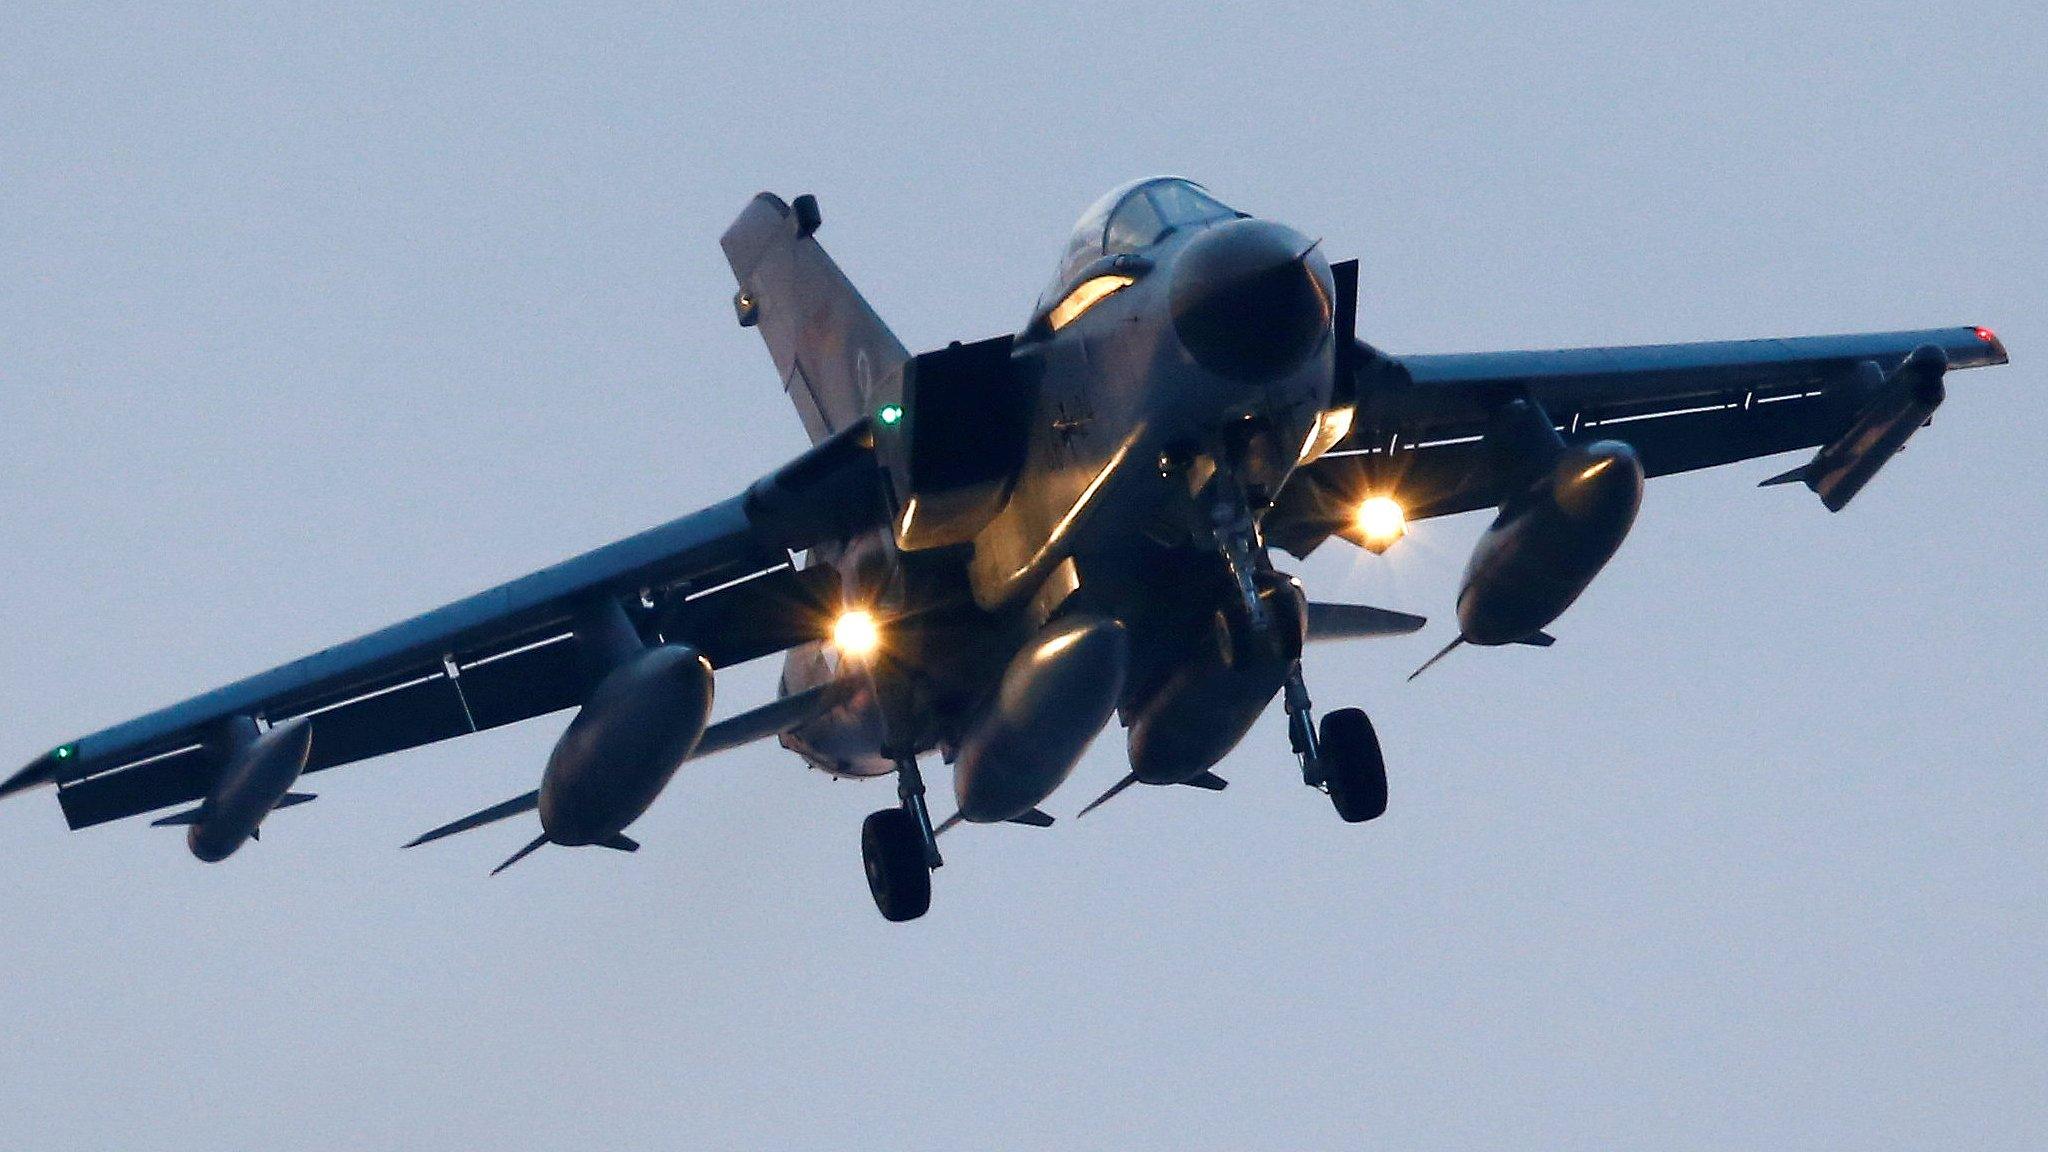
[53,744,74,761]
[878,404,904,426]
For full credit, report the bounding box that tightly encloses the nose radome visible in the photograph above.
[1170,218,1332,382]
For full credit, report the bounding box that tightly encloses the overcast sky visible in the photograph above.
[2,3,2042,1149]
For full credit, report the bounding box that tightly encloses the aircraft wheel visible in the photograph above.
[1319,707,1388,823]
[861,808,932,922]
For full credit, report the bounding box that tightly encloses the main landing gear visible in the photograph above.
[1199,467,1390,827]
[1285,662,1389,823]
[862,753,942,922]
[1197,459,1391,826]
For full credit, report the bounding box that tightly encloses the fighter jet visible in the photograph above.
[2,178,2008,921]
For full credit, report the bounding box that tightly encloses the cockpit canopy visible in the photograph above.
[1053,177,1240,289]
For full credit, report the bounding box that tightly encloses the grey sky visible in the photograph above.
[2,3,2042,1148]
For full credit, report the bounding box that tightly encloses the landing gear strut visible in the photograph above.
[1203,457,1392,826]
[1285,663,1388,823]
[862,753,942,922]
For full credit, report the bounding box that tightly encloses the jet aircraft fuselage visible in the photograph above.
[779,178,1341,829]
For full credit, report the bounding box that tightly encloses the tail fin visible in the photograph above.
[722,193,910,445]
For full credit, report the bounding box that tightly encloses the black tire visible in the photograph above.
[1319,707,1388,823]
[861,808,932,922]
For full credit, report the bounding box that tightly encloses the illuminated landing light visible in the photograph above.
[1049,274,1136,331]
[1355,495,1407,554]
[1579,457,1615,482]
[832,610,882,660]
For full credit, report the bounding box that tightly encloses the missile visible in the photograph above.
[1457,439,1645,647]
[535,643,715,851]
[1760,345,1948,512]
[152,716,315,862]
[952,613,1128,823]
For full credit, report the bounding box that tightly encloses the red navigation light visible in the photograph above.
[1974,326,1998,344]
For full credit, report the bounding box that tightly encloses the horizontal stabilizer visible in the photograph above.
[1007,808,1055,828]
[273,792,316,811]
[1305,602,1428,641]
[405,790,540,849]
[599,833,639,853]
[1181,771,1229,792]
[149,805,204,827]
[1515,631,1556,648]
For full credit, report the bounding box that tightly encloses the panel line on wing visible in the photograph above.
[76,741,207,785]
[459,631,576,671]
[281,670,448,722]
[682,559,795,603]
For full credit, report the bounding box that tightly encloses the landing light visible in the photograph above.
[1355,495,1406,553]
[832,610,881,659]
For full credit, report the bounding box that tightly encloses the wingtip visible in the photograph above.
[0,759,57,801]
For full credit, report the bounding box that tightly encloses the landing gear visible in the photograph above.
[861,808,931,922]
[1318,707,1388,823]
[1284,663,1388,823]
[862,753,942,922]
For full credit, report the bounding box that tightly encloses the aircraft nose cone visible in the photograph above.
[1170,218,1332,382]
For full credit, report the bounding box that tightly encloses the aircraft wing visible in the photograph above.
[3,426,885,831]
[1267,325,2009,555]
